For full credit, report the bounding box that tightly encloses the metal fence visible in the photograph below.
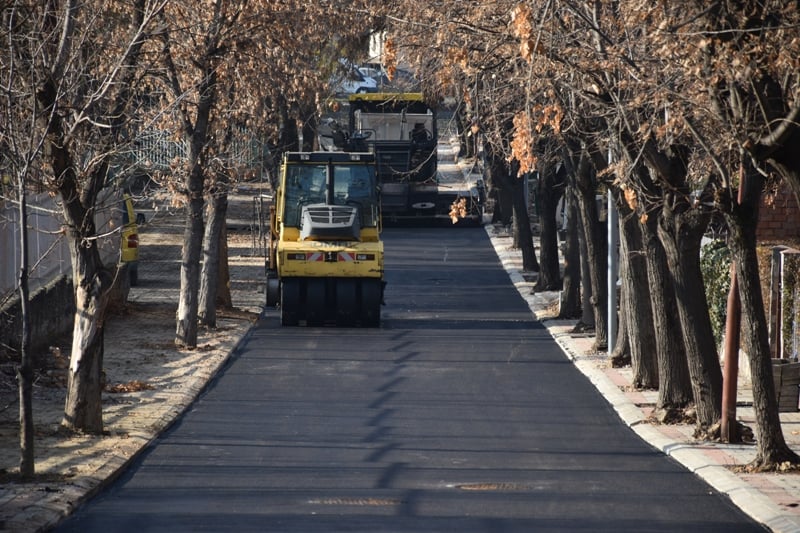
[0,191,121,305]
[128,130,268,176]
[131,131,187,171]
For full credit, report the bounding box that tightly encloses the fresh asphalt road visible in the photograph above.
[56,227,765,532]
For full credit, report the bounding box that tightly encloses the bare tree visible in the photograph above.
[1,0,165,434]
[2,2,48,477]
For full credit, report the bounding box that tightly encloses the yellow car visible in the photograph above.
[121,194,140,285]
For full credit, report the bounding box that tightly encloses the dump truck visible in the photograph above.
[319,92,484,223]
[266,152,384,326]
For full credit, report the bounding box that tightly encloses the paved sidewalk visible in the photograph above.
[488,224,800,533]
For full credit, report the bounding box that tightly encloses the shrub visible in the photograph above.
[701,239,731,347]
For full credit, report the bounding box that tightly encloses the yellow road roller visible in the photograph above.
[266,152,384,326]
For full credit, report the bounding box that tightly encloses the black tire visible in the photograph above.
[129,263,139,287]
[265,271,280,307]
[305,278,327,326]
[360,279,381,327]
[335,279,358,327]
[281,279,301,326]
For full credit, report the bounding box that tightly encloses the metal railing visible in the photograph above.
[1,192,122,306]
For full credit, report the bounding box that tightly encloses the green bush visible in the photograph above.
[700,239,731,347]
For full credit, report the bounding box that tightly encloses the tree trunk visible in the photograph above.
[199,184,229,328]
[62,225,112,434]
[609,273,630,367]
[658,203,722,430]
[40,102,111,434]
[642,216,693,415]
[32,0,147,435]
[726,173,800,469]
[511,170,540,272]
[301,106,318,152]
[17,181,34,478]
[277,100,300,155]
[616,199,657,388]
[493,187,513,226]
[175,65,216,348]
[534,163,564,291]
[616,131,694,416]
[176,166,205,347]
[610,212,630,366]
[572,146,607,349]
[485,147,513,227]
[559,186,582,319]
[577,197,595,331]
[456,105,469,158]
[216,219,232,309]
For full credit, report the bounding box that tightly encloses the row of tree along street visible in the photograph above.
[380,0,800,471]
[1,1,799,478]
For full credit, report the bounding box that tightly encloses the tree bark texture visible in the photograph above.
[577,197,595,330]
[616,200,658,388]
[642,217,693,412]
[572,146,607,348]
[17,183,34,478]
[726,174,799,468]
[511,171,540,273]
[277,100,300,155]
[485,147,513,227]
[62,218,112,434]
[609,267,630,367]
[559,187,582,319]
[301,105,318,152]
[616,132,694,413]
[176,171,205,347]
[34,0,148,434]
[37,82,111,435]
[658,204,722,429]
[492,187,513,226]
[216,219,232,309]
[628,133,721,428]
[199,187,229,328]
[175,62,217,348]
[534,163,565,291]
[456,105,470,159]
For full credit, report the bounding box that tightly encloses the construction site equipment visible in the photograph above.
[320,92,485,223]
[266,152,384,326]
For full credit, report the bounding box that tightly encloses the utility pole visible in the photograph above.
[721,166,745,443]
[721,265,741,442]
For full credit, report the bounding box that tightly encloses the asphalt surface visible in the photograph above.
[53,226,764,532]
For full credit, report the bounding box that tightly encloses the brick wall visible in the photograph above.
[758,182,800,243]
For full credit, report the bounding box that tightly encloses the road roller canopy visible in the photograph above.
[280,152,380,230]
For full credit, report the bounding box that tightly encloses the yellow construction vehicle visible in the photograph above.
[266,152,384,326]
[319,92,485,224]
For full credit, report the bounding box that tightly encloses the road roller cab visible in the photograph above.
[266,152,384,326]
